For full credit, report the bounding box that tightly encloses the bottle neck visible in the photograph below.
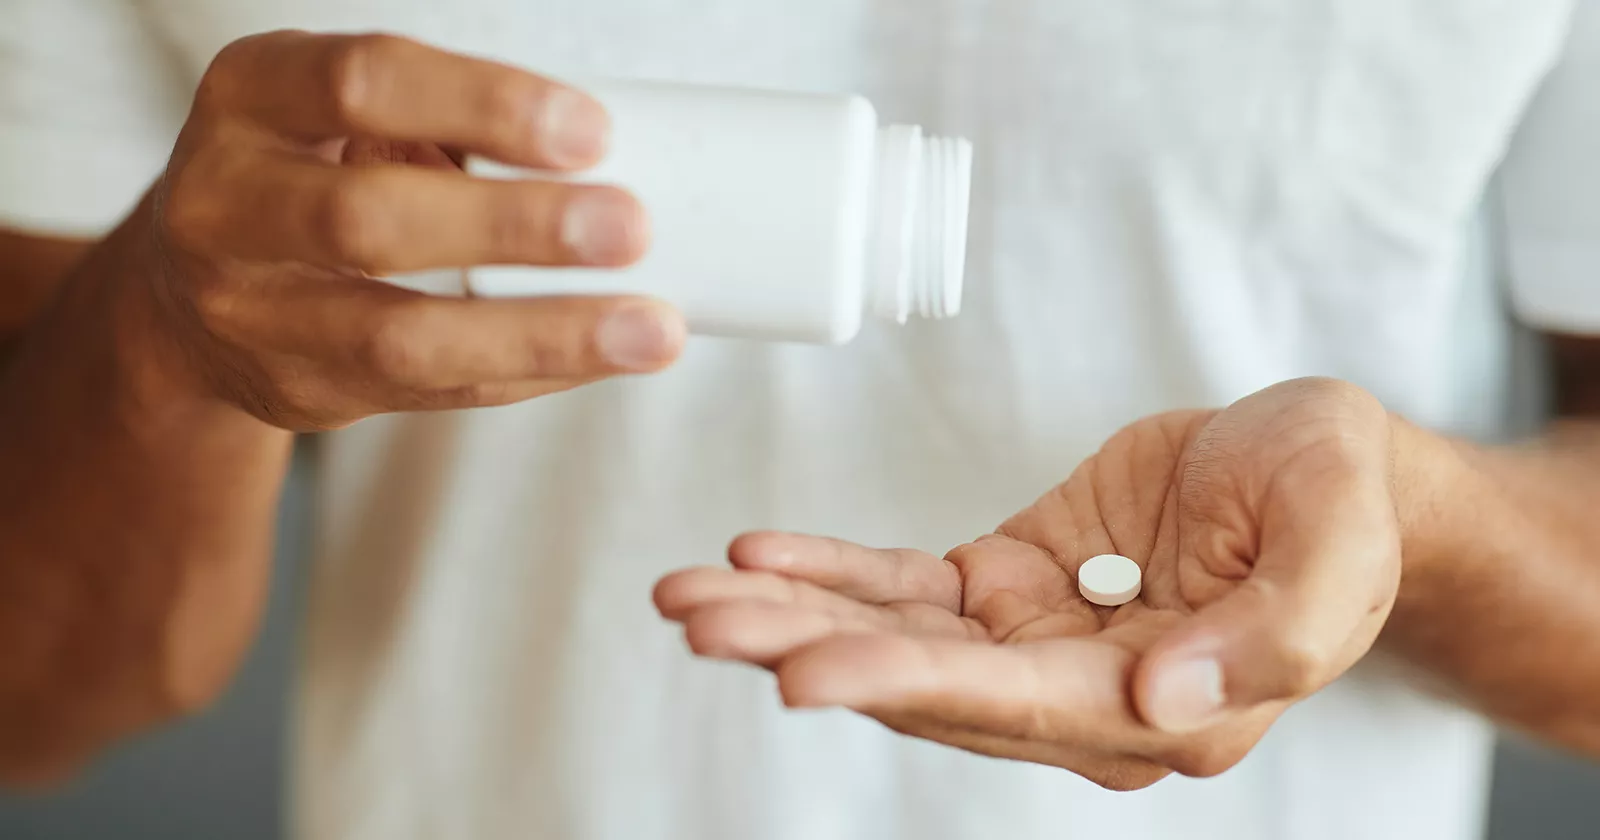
[867,124,974,325]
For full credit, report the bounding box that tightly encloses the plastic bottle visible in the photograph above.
[465,78,974,345]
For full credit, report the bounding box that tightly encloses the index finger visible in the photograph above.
[204,30,606,169]
[777,632,1275,781]
[778,635,1142,744]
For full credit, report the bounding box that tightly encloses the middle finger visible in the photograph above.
[187,153,646,274]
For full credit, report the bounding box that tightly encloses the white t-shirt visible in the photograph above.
[3,2,1596,839]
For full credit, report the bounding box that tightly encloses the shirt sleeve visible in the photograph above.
[0,0,189,237]
[1499,0,1600,334]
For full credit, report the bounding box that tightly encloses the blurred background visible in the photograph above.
[0,448,1597,840]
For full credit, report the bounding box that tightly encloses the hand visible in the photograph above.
[130,30,683,429]
[655,378,1401,790]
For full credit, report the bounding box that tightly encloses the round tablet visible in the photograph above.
[1077,554,1143,607]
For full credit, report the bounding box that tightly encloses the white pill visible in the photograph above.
[1077,554,1143,607]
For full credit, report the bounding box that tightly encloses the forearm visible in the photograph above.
[0,213,290,784]
[1387,413,1600,752]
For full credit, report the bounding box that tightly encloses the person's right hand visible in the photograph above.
[141,30,683,429]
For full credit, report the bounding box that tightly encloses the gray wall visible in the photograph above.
[1493,741,1600,840]
[2,449,1598,840]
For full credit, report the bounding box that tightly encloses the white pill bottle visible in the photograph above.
[467,78,974,345]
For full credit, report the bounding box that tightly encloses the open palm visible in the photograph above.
[655,378,1401,790]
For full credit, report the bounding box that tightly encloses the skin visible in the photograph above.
[3,26,1599,797]
[0,30,686,785]
[657,371,1600,790]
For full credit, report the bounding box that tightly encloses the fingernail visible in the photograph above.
[540,88,610,167]
[1148,657,1225,734]
[597,305,684,370]
[562,189,647,265]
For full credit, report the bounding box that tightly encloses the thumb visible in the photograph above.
[1133,438,1402,734]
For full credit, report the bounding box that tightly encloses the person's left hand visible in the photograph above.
[654,378,1402,790]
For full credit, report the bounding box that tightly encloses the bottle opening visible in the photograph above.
[868,124,974,325]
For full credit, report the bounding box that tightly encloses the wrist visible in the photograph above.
[1386,413,1486,617]
[29,205,279,445]
[99,213,213,414]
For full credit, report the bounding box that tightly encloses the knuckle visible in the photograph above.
[523,336,587,379]
[487,184,562,261]
[429,382,508,409]
[236,380,315,431]
[188,282,242,332]
[1164,739,1244,779]
[683,611,741,659]
[193,65,232,115]
[889,551,924,595]
[327,34,407,130]
[517,316,594,377]
[194,40,250,111]
[267,378,329,427]
[196,31,298,112]
[196,31,309,117]
[479,77,541,150]
[942,540,986,574]
[319,177,392,270]
[160,171,223,254]
[1270,633,1332,697]
[360,307,435,383]
[202,354,354,433]
[1020,701,1059,743]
